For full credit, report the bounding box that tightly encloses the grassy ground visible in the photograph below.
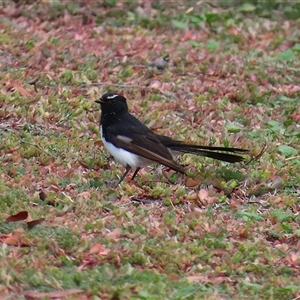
[0,1,300,299]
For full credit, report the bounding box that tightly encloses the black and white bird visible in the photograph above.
[95,93,248,185]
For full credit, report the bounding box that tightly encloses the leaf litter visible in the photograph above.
[0,1,300,298]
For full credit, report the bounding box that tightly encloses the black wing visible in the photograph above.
[105,114,186,174]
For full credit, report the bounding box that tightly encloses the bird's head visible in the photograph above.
[95,93,128,115]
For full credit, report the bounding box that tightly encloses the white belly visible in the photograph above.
[101,126,151,168]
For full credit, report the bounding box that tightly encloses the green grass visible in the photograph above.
[0,1,300,299]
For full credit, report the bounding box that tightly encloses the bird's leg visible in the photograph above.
[117,164,131,185]
[131,167,141,181]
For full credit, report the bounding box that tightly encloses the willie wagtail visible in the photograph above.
[96,93,248,185]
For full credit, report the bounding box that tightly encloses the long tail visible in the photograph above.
[158,136,248,163]
[169,145,246,162]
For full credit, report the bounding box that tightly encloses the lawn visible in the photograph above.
[0,1,300,299]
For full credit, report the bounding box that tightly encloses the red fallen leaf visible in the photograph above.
[291,113,300,122]
[183,30,192,41]
[22,289,83,299]
[6,211,28,223]
[27,218,45,229]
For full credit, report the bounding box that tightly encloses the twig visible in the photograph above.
[246,142,267,165]
[285,156,300,161]
[131,198,163,204]
[28,76,40,93]
[19,139,56,159]
[80,82,153,89]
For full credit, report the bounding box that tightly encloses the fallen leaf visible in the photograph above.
[185,178,198,188]
[183,30,192,40]
[107,228,121,241]
[3,233,21,246]
[99,247,111,256]
[6,211,28,223]
[187,275,229,284]
[78,191,91,199]
[269,176,284,190]
[238,228,249,239]
[198,189,208,201]
[22,289,83,299]
[206,196,217,204]
[27,218,45,229]
[89,243,111,256]
[6,80,31,97]
[39,191,47,201]
[89,243,104,254]
[94,140,104,147]
[150,80,161,89]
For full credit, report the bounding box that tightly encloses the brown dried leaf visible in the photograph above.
[6,211,28,222]
[269,176,284,190]
[89,243,111,256]
[187,275,229,284]
[94,140,104,147]
[39,191,47,201]
[3,233,21,246]
[107,228,121,241]
[2,229,32,247]
[193,174,204,185]
[78,191,91,199]
[6,80,31,97]
[89,243,104,254]
[22,289,83,299]
[27,218,45,229]
[198,189,208,201]
[185,178,198,188]
[149,80,161,89]
[99,247,111,256]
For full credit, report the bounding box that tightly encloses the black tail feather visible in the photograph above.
[169,146,246,163]
[157,135,248,163]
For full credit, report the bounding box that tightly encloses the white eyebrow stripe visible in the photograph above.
[106,94,119,99]
[117,135,133,143]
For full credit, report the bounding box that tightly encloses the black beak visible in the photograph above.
[95,98,103,104]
